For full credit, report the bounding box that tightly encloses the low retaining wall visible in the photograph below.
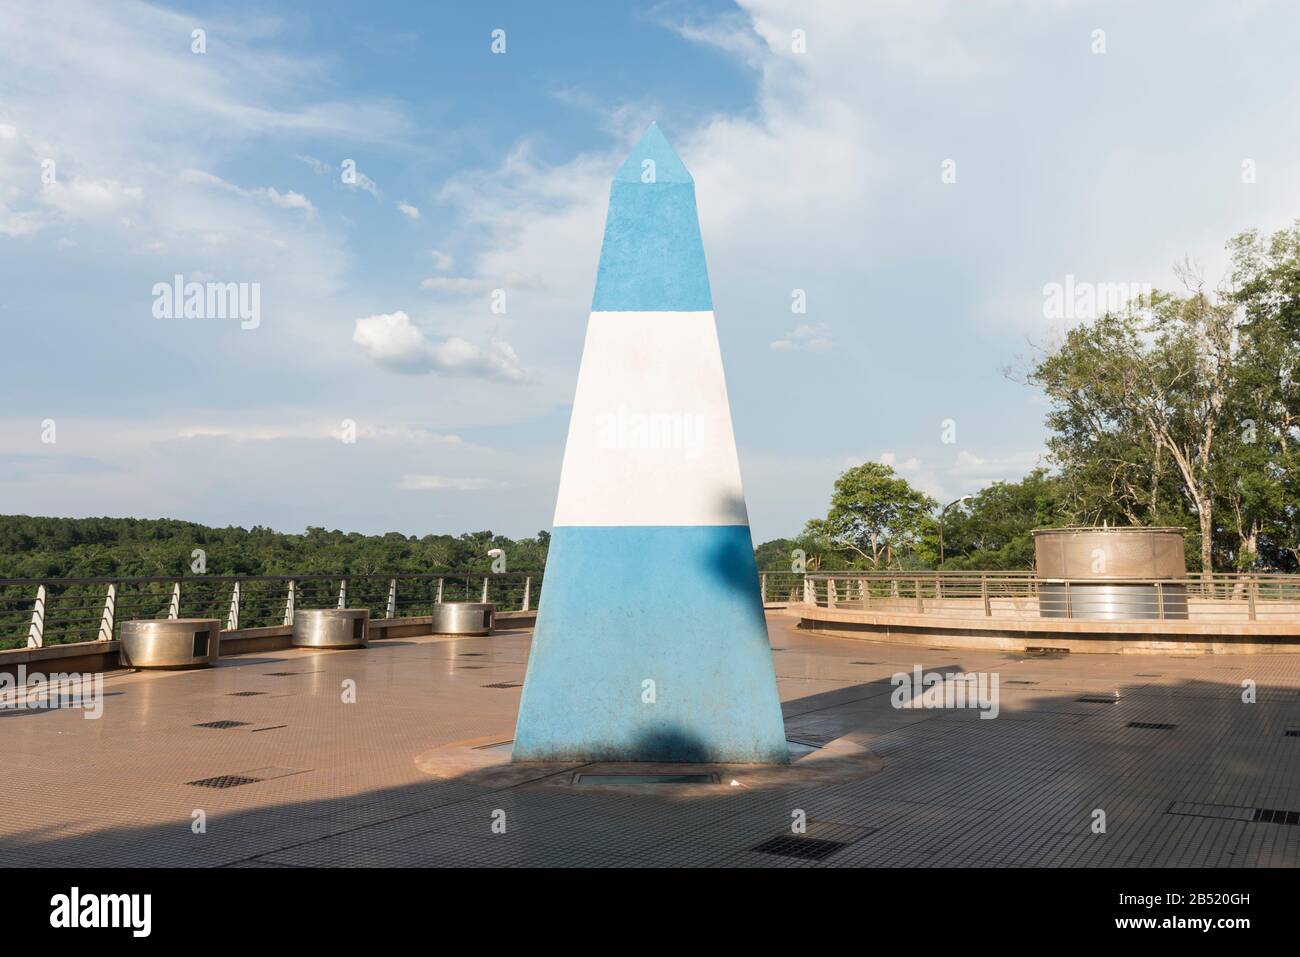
[0,608,537,680]
[794,605,1300,655]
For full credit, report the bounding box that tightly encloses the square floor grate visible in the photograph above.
[481,682,522,689]
[193,720,251,729]
[1076,696,1117,703]
[187,774,261,789]
[752,836,848,861]
[1128,721,1177,730]
[227,691,267,697]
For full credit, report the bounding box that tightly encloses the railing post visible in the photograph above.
[827,578,837,608]
[981,575,990,617]
[803,575,814,605]
[27,584,46,649]
[337,579,347,609]
[522,576,532,612]
[858,578,868,607]
[98,583,116,641]
[914,579,923,614]
[760,572,767,603]
[481,577,489,603]
[1247,578,1257,621]
[1155,581,1165,620]
[283,580,295,626]
[436,578,444,604]
[386,578,397,619]
[168,581,180,619]
[226,581,240,631]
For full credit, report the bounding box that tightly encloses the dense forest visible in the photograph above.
[0,516,551,580]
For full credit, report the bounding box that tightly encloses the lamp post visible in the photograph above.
[938,495,973,568]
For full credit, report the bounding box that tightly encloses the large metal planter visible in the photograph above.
[120,618,220,669]
[292,608,369,648]
[1034,527,1188,620]
[429,602,494,636]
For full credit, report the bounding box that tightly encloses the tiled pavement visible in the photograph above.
[2,614,1298,867]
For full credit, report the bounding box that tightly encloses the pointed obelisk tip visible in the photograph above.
[613,121,693,184]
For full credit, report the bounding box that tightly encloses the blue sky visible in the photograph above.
[3,0,1300,543]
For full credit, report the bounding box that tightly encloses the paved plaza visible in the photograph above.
[3,613,1298,867]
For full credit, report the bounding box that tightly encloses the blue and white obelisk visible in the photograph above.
[512,123,788,764]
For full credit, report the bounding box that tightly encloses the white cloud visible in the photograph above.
[396,200,420,219]
[428,249,454,272]
[770,323,832,351]
[352,310,524,381]
[397,475,508,491]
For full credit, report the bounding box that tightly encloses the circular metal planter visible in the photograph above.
[430,602,495,636]
[292,608,370,648]
[120,618,221,669]
[1033,527,1188,620]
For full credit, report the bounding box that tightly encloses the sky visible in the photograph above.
[2,0,1300,544]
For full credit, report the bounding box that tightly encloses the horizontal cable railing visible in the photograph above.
[0,572,542,651]
[760,571,1300,623]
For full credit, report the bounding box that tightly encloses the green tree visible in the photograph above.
[805,462,937,569]
[1028,265,1250,573]
[1228,223,1300,569]
[930,468,1068,570]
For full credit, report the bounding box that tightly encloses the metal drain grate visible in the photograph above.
[1169,800,1300,826]
[1253,807,1300,826]
[1285,729,1300,737]
[459,653,487,657]
[1007,680,1039,685]
[187,775,261,789]
[481,682,522,689]
[1128,721,1176,730]
[193,720,251,729]
[1076,696,1116,703]
[227,691,267,697]
[1134,673,1163,677]
[752,836,848,861]
[263,671,301,677]
[850,661,879,665]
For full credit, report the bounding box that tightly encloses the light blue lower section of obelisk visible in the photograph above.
[511,525,788,763]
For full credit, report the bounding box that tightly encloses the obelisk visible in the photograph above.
[512,123,788,764]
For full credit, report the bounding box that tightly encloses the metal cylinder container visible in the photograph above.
[292,608,369,648]
[429,602,495,636]
[120,618,221,669]
[1033,527,1188,620]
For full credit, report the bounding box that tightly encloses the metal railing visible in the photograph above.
[1,572,542,651]
[759,570,1300,624]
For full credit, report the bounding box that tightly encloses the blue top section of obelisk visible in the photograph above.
[591,123,713,312]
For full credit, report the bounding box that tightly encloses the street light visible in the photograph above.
[938,495,974,568]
